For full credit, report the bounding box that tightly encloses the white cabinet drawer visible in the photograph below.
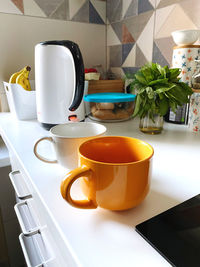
[19,228,57,267]
[9,170,32,200]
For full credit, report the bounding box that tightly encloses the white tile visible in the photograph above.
[23,0,46,17]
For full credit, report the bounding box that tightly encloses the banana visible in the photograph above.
[9,66,31,84]
[16,66,31,91]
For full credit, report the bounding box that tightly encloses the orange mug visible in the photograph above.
[60,136,154,211]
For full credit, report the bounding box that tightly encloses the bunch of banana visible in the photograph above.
[9,66,32,91]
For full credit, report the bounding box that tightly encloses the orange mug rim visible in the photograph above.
[78,136,154,166]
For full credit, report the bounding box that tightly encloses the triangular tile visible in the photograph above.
[72,0,89,23]
[24,0,46,17]
[34,0,63,17]
[122,24,135,44]
[137,12,154,61]
[11,0,24,13]
[156,4,197,39]
[112,21,123,42]
[89,1,104,24]
[122,43,134,63]
[152,42,169,67]
[138,0,154,14]
[110,45,122,67]
[122,44,136,67]
[107,25,121,46]
[154,4,175,37]
[157,0,183,9]
[124,10,154,41]
[135,44,148,67]
[148,0,156,8]
[122,67,139,75]
[155,37,174,66]
[69,0,86,19]
[50,1,67,20]
[0,0,22,14]
[107,0,122,23]
[180,0,200,27]
[156,0,161,7]
[90,0,106,23]
[122,0,132,18]
[124,0,138,19]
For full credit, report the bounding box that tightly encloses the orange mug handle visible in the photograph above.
[60,165,97,209]
[33,137,57,163]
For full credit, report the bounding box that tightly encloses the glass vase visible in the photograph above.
[139,112,163,134]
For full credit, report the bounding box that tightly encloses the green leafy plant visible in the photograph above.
[126,62,193,121]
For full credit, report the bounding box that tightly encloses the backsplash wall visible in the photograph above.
[107,0,200,78]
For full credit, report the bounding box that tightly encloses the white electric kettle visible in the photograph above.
[35,40,85,130]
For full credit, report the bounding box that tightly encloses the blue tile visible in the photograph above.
[122,43,134,63]
[89,1,105,24]
[138,0,153,14]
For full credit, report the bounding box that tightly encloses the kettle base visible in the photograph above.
[39,122,57,131]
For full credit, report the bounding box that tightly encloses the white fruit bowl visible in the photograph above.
[171,29,200,45]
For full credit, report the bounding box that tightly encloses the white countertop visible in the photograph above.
[0,112,200,267]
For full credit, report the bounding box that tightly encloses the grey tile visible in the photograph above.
[110,45,122,67]
[107,0,122,23]
[122,67,139,75]
[34,0,64,16]
[89,1,104,24]
[157,0,183,9]
[124,10,154,41]
[152,42,169,67]
[124,0,138,19]
[111,21,123,41]
[138,0,154,14]
[71,0,89,23]
[135,44,148,67]
[50,0,67,20]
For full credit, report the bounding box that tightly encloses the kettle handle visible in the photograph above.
[66,42,85,111]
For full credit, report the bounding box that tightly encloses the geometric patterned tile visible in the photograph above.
[155,37,175,66]
[122,44,136,67]
[107,0,122,23]
[11,0,24,13]
[89,1,104,24]
[69,0,85,19]
[111,21,123,42]
[122,24,135,44]
[90,0,106,23]
[34,0,63,16]
[24,0,46,17]
[50,1,68,20]
[155,4,197,39]
[137,12,154,61]
[122,67,140,75]
[135,44,148,67]
[110,45,122,67]
[138,0,154,14]
[123,0,138,19]
[157,0,183,9]
[124,10,154,41]
[122,43,134,63]
[154,4,175,37]
[180,0,200,28]
[122,0,133,18]
[0,0,22,14]
[71,0,89,23]
[152,42,169,67]
[107,24,121,46]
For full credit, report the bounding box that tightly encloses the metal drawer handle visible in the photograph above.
[14,199,40,236]
[19,231,54,267]
[9,170,32,200]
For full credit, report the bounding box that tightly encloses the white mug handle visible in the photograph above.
[33,137,57,163]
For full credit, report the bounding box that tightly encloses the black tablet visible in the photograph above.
[135,194,200,267]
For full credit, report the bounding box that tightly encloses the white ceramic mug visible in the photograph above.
[33,122,106,169]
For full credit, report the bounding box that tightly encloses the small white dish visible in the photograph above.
[171,29,200,45]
